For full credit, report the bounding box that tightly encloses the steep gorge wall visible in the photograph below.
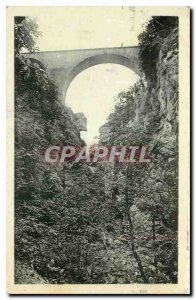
[100,27,178,160]
[145,27,178,157]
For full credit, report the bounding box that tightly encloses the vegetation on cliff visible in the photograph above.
[138,16,178,82]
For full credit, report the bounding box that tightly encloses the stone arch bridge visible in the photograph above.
[24,46,141,101]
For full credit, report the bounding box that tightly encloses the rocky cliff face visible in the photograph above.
[149,28,178,158]
[99,28,178,158]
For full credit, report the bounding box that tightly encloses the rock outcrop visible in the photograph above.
[66,107,87,132]
[74,112,87,132]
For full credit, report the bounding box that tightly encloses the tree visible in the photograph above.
[15,17,40,54]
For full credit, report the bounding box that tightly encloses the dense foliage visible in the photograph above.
[138,16,178,82]
[15,17,178,284]
[99,79,178,283]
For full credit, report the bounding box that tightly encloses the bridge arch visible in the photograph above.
[62,53,141,100]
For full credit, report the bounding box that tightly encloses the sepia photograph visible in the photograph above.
[6,6,190,294]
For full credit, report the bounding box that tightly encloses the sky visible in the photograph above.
[35,7,150,51]
[34,7,149,145]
